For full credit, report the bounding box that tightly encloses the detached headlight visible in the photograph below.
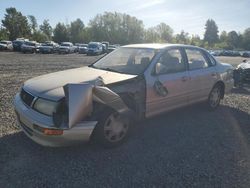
[33,98,58,116]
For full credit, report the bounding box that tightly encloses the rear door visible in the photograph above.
[145,47,191,117]
[184,47,217,104]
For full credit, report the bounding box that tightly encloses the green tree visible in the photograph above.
[53,22,69,43]
[89,12,144,44]
[70,18,85,43]
[2,7,31,40]
[175,30,189,44]
[28,15,37,34]
[190,35,202,46]
[40,19,53,40]
[32,31,49,42]
[156,23,173,42]
[227,31,239,49]
[242,28,250,50]
[144,23,173,43]
[0,27,9,40]
[219,31,227,43]
[204,19,219,47]
[144,27,161,42]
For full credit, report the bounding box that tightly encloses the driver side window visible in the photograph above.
[155,49,185,75]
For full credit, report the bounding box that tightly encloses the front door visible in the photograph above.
[145,48,190,118]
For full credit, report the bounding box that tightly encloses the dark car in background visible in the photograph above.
[39,42,58,54]
[87,42,103,55]
[21,41,40,53]
[0,40,13,51]
[13,40,24,51]
[242,51,250,57]
[78,44,88,54]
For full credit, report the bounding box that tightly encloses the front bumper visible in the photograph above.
[40,48,53,53]
[59,48,69,53]
[14,94,97,147]
[225,78,234,94]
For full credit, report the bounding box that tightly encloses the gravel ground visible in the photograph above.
[0,52,249,188]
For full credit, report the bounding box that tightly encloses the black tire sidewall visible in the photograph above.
[92,108,131,148]
[207,85,222,110]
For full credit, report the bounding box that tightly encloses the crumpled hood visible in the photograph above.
[23,66,137,101]
[237,62,250,69]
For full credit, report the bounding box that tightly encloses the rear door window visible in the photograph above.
[185,48,209,70]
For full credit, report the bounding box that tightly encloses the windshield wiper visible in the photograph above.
[89,64,126,74]
[99,67,124,74]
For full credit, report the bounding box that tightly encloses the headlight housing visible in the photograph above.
[33,98,58,116]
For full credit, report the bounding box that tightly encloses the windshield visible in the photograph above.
[42,43,53,46]
[61,43,70,46]
[92,47,156,75]
[88,43,98,48]
[24,42,35,46]
[0,41,7,44]
[80,44,88,47]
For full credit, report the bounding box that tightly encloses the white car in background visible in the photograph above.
[58,42,76,54]
[0,40,13,51]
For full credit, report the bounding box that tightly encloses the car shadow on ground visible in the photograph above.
[231,86,250,95]
[1,104,250,187]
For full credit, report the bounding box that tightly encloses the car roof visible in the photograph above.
[0,40,11,42]
[61,42,72,44]
[123,43,206,50]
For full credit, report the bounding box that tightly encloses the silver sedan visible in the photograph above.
[14,44,234,147]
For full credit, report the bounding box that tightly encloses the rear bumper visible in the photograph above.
[14,94,97,147]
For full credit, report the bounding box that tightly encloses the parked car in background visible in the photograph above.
[234,60,250,87]
[209,50,222,56]
[13,40,24,51]
[58,42,76,54]
[87,42,103,55]
[78,44,88,54]
[107,45,117,53]
[14,44,234,147]
[242,51,250,57]
[220,50,241,57]
[0,40,13,51]
[21,41,40,53]
[39,42,58,54]
[102,41,109,53]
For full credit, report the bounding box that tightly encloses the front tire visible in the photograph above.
[92,109,131,148]
[207,84,223,110]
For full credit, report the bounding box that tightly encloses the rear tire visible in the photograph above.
[92,108,131,148]
[207,84,223,110]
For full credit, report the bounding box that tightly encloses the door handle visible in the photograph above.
[181,76,188,82]
[154,80,168,97]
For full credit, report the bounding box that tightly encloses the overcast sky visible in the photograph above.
[0,0,249,37]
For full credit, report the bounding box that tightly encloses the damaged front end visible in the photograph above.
[52,82,133,132]
[15,73,145,146]
[234,61,250,87]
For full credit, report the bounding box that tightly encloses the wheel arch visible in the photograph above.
[213,81,225,99]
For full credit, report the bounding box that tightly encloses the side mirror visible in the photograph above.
[155,62,166,75]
